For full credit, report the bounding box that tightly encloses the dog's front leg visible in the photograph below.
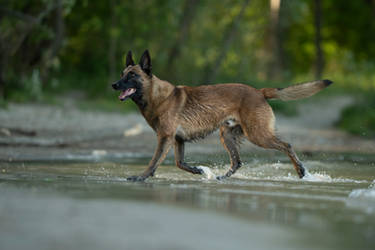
[127,136,173,182]
[174,140,204,174]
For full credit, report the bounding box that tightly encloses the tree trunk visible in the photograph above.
[202,0,251,83]
[371,0,375,17]
[48,0,64,62]
[0,55,4,101]
[265,0,283,81]
[314,0,324,79]
[165,0,199,80]
[40,0,65,85]
[108,0,118,86]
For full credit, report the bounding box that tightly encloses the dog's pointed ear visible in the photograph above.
[139,50,152,76]
[126,51,135,67]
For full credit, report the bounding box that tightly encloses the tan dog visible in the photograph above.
[112,50,332,181]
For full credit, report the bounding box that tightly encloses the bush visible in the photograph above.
[336,96,375,137]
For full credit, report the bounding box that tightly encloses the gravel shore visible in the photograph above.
[1,96,374,162]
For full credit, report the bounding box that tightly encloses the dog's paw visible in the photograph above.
[193,166,205,175]
[216,175,227,181]
[126,175,146,182]
[297,163,306,179]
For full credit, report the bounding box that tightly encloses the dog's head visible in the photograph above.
[112,50,152,103]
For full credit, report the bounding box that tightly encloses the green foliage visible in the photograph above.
[1,0,375,125]
[324,0,375,62]
[0,98,7,109]
[2,0,375,92]
[77,98,138,113]
[269,100,298,117]
[337,96,375,137]
[50,70,110,97]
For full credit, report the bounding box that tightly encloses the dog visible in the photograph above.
[112,50,332,181]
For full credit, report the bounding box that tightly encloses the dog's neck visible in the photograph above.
[135,75,175,129]
[147,75,175,107]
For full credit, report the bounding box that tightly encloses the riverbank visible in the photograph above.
[0,95,374,162]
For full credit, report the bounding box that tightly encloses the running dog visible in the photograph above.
[112,50,333,181]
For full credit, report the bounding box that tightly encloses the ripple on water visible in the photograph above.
[154,161,372,185]
[216,163,370,184]
[349,188,375,200]
[346,181,375,214]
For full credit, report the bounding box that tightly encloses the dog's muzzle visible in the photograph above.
[112,82,120,90]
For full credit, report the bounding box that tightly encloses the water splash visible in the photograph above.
[197,166,216,180]
[302,170,368,184]
[349,188,375,200]
[346,181,375,214]
[349,180,375,200]
[228,161,370,184]
[302,170,333,182]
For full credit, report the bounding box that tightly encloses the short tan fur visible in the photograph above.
[112,50,333,181]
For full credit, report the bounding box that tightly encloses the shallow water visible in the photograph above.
[1,154,375,250]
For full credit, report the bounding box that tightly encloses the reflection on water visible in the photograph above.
[0,155,375,250]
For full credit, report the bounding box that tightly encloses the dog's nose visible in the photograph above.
[112,82,119,90]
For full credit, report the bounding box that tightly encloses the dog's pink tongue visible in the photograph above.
[119,88,136,100]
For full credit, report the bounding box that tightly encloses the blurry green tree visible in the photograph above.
[0,0,375,100]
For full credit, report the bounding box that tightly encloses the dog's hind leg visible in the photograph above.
[216,124,243,180]
[270,138,305,178]
[250,135,305,178]
[240,104,305,178]
[174,139,204,174]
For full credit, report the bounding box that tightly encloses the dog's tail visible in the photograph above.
[260,79,333,101]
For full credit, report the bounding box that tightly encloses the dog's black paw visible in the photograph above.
[126,176,146,182]
[298,167,306,179]
[193,167,204,175]
[297,163,306,179]
[216,175,227,181]
[216,169,234,180]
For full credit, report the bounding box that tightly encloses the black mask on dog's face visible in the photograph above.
[112,70,142,102]
[112,50,151,108]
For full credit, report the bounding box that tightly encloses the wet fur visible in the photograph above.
[112,50,333,181]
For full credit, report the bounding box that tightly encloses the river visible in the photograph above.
[1,152,374,250]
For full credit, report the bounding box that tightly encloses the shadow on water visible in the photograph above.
[0,153,375,250]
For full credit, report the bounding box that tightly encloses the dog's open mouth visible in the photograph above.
[119,88,136,101]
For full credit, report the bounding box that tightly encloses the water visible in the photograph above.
[0,154,375,250]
